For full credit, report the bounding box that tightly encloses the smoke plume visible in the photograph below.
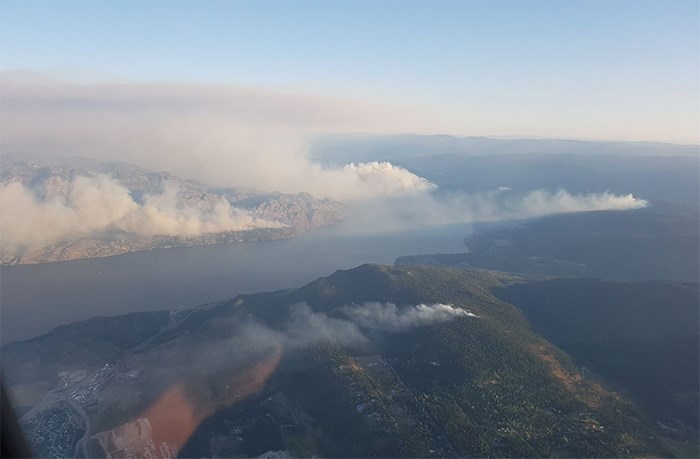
[340,188,648,234]
[220,302,473,358]
[150,301,475,380]
[340,302,475,331]
[0,175,281,254]
[0,75,650,250]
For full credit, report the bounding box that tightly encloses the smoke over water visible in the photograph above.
[340,188,648,234]
[0,76,650,252]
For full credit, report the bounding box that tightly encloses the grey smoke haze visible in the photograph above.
[0,76,650,250]
[153,301,473,378]
[340,188,649,234]
[0,171,650,255]
[0,175,282,254]
[228,302,473,357]
[0,76,438,201]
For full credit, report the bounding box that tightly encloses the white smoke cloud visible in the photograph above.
[513,190,647,216]
[340,188,648,234]
[321,162,435,200]
[0,75,651,251]
[0,175,282,254]
[340,302,474,331]
[0,175,648,255]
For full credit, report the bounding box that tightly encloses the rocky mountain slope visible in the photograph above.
[1,156,343,264]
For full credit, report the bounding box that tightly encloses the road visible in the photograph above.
[19,306,200,458]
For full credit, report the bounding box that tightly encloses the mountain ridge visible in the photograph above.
[0,156,344,265]
[4,264,692,457]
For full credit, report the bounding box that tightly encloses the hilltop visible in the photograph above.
[4,264,690,458]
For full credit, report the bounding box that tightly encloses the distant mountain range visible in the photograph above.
[3,264,697,458]
[0,155,343,265]
[312,134,700,163]
[312,134,700,204]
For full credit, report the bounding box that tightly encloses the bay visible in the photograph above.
[0,224,470,344]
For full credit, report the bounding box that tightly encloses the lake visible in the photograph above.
[0,224,471,344]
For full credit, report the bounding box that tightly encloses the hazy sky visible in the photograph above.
[1,0,698,143]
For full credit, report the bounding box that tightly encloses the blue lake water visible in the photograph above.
[0,224,471,344]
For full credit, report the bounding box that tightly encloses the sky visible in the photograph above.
[0,0,698,143]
